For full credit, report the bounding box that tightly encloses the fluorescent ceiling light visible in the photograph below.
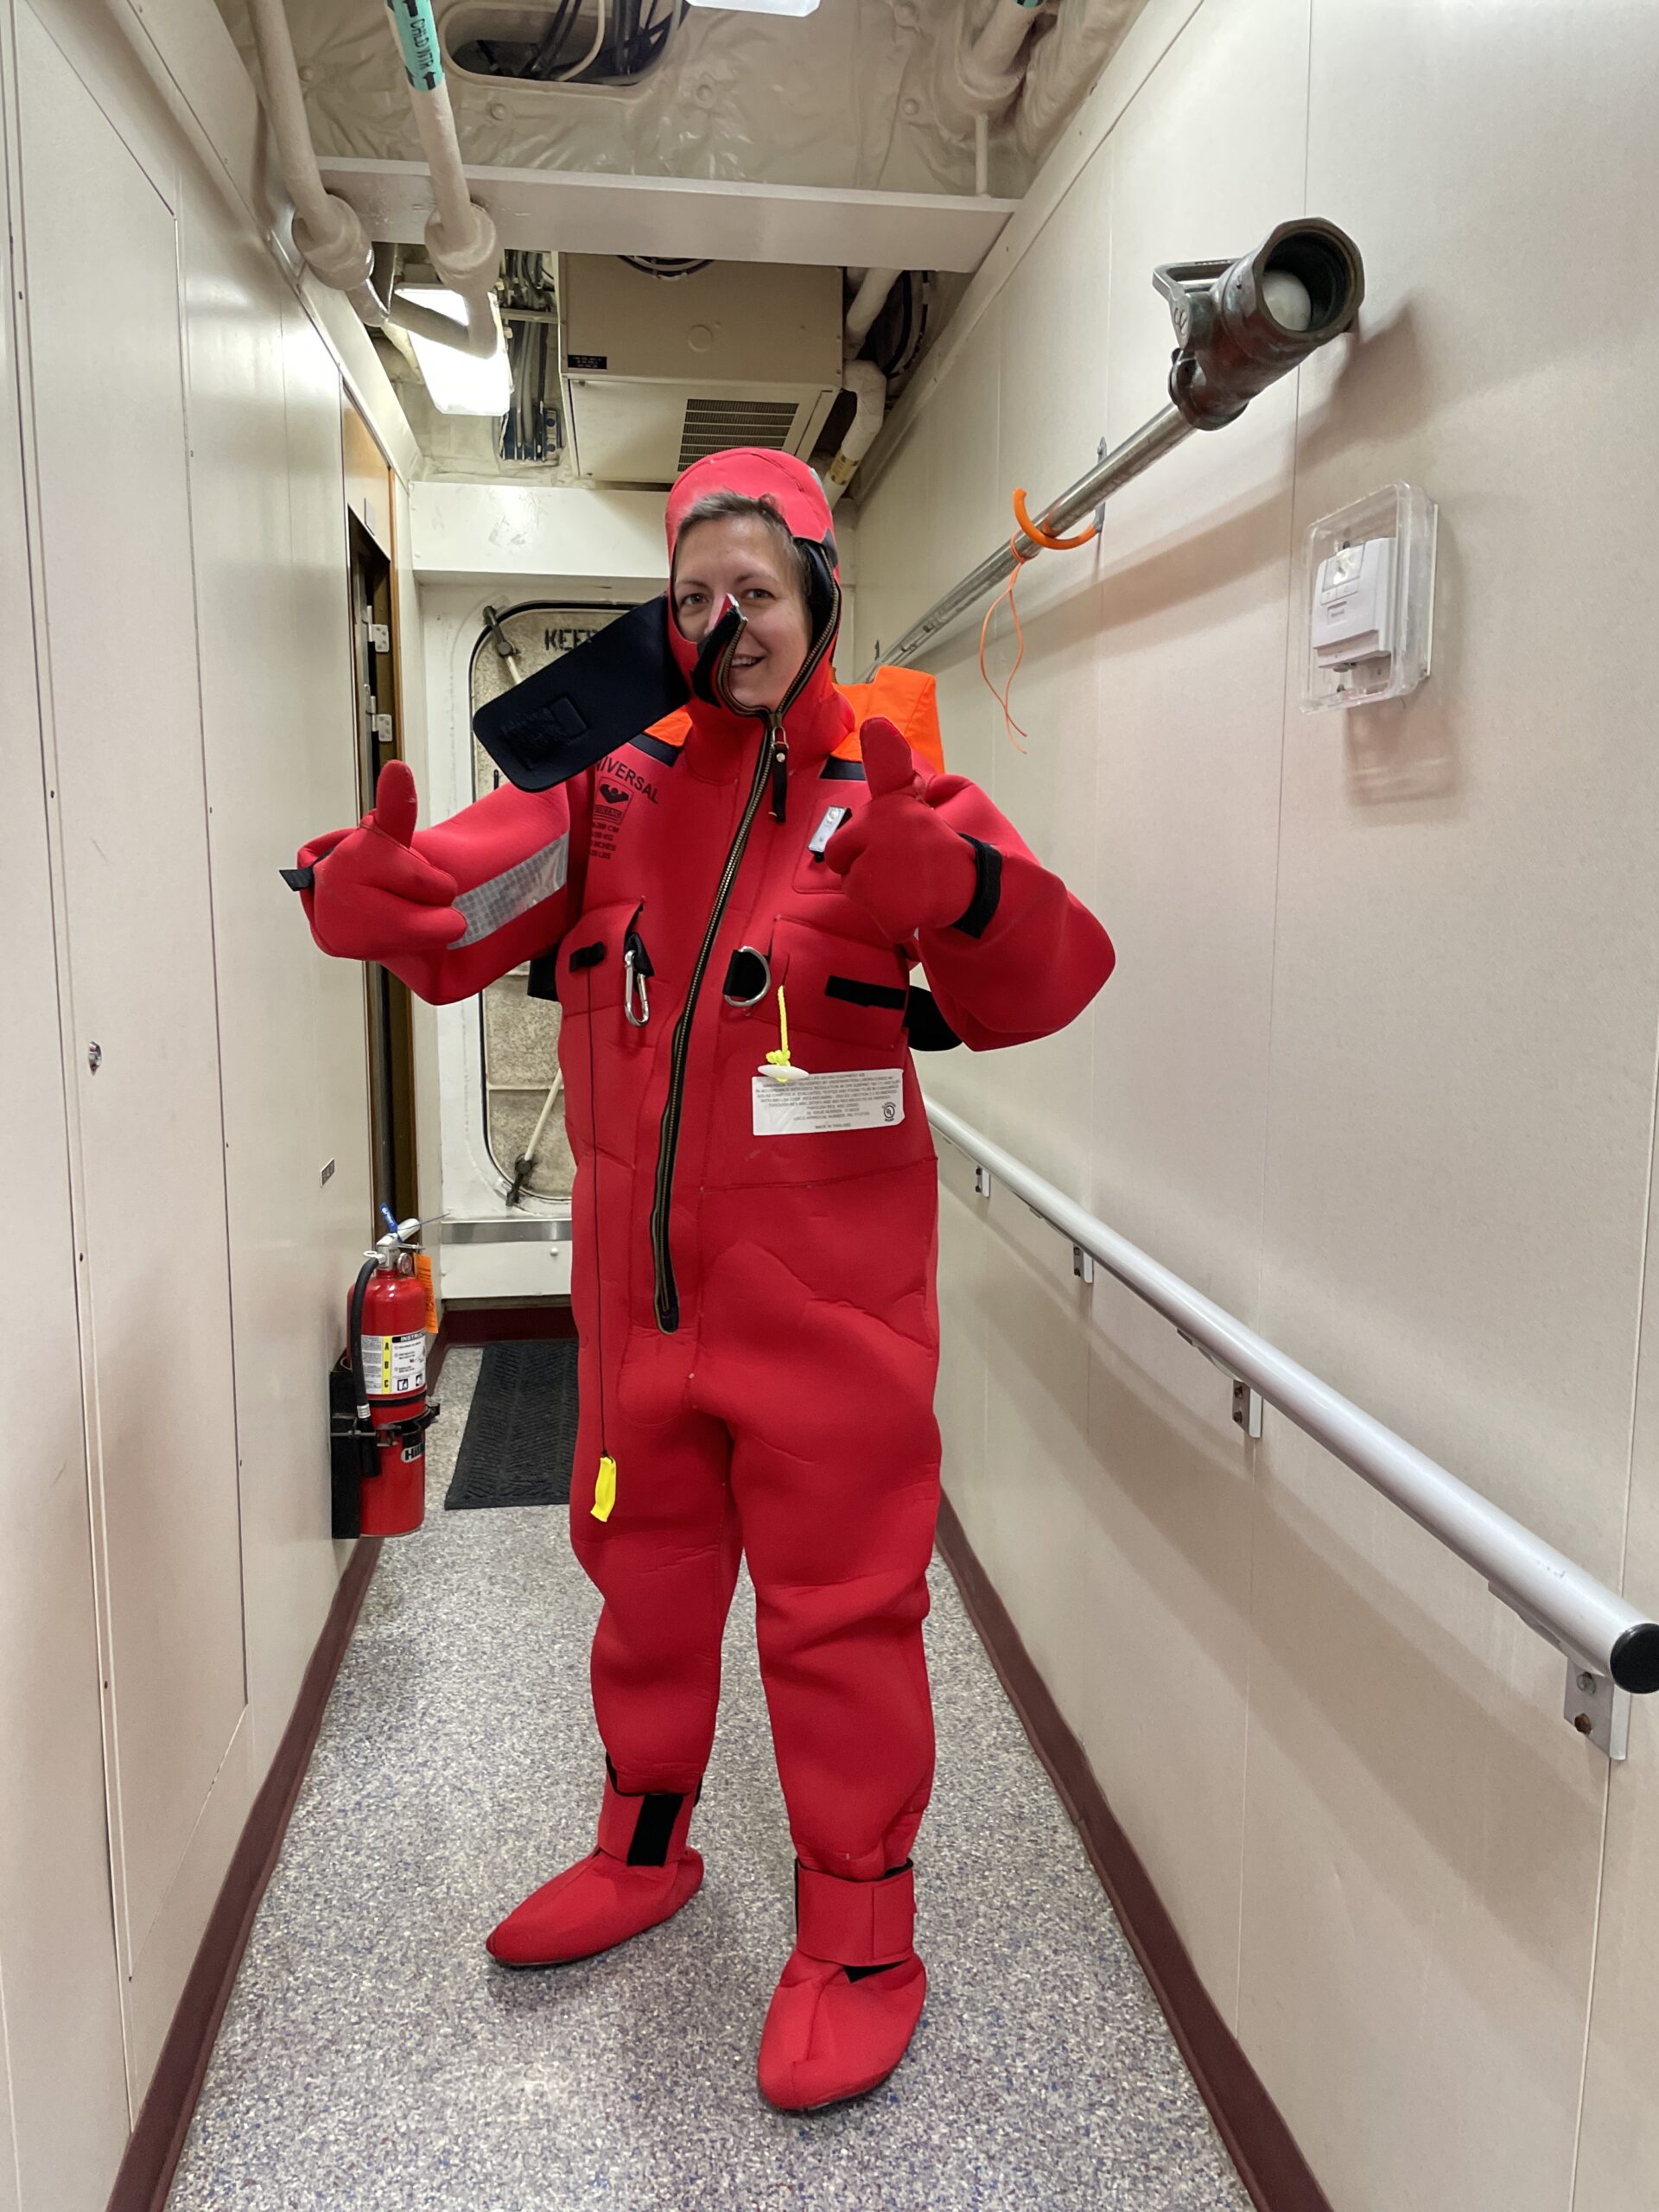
[400,289,512,416]
[686,0,819,14]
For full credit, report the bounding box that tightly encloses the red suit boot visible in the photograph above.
[486,1767,702,1967]
[758,1864,925,2110]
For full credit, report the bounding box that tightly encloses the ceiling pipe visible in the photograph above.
[844,266,901,352]
[823,361,887,511]
[935,0,1047,144]
[380,0,503,359]
[828,269,902,507]
[245,0,499,358]
[1016,0,1138,162]
[245,0,383,326]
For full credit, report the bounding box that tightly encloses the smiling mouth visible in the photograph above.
[731,654,764,672]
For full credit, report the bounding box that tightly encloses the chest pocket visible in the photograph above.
[768,913,910,1056]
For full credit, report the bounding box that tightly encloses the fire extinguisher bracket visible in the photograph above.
[362,1403,442,1451]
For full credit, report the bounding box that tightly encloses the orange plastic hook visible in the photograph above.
[1012,486,1099,552]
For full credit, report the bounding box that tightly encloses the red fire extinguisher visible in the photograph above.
[345,1217,439,1536]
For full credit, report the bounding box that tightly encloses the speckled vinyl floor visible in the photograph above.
[168,1348,1251,2212]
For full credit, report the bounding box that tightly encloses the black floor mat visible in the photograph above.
[444,1338,580,1510]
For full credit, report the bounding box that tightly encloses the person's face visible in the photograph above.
[671,515,812,712]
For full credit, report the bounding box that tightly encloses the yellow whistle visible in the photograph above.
[592,1455,617,1522]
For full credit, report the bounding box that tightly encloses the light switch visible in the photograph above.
[1313,535,1395,666]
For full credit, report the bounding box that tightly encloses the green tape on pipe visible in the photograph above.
[385,0,443,92]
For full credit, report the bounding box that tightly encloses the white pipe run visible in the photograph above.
[843,267,900,352]
[823,361,887,511]
[936,0,1046,143]
[387,76,501,359]
[245,0,380,324]
[245,0,498,358]
[829,268,900,507]
[1016,0,1141,162]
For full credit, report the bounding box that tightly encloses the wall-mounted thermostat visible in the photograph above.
[1301,482,1436,713]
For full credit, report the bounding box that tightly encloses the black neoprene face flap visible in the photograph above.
[471,595,690,791]
[802,537,838,644]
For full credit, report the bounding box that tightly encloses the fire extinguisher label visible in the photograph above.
[361,1332,426,1396]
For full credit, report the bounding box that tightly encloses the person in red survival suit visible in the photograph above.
[293,448,1115,2111]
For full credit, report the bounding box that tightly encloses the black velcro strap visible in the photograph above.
[526,950,561,1002]
[950,836,1001,939]
[904,987,963,1050]
[569,941,607,971]
[818,756,868,783]
[280,865,315,893]
[825,975,907,1011]
[628,1789,688,1866]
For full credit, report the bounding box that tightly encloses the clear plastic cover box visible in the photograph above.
[1301,482,1437,713]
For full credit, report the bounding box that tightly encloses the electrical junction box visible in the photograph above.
[1301,482,1437,712]
[557,256,842,487]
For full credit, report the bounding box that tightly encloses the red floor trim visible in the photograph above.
[105,1535,383,2212]
[933,1492,1333,2212]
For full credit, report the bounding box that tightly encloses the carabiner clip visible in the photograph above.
[623,928,653,1027]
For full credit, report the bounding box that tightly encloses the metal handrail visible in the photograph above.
[926,1097,1659,1760]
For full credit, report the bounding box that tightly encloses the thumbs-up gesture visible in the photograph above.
[299,760,465,963]
[822,717,977,941]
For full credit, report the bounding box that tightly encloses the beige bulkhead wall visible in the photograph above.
[854,2,1659,2210]
[0,0,428,2205]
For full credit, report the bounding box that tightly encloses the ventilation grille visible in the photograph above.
[677,397,801,472]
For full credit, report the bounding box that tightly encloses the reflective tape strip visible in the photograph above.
[452,835,569,948]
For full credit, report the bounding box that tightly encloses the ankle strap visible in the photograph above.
[795,1862,915,1967]
[596,1768,697,1866]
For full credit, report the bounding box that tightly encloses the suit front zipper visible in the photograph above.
[648,570,840,1332]
[649,718,785,1332]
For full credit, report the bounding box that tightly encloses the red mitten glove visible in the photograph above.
[297,760,465,963]
[823,717,977,940]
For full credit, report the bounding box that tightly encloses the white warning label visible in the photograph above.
[752,1067,905,1137]
[361,1332,425,1396]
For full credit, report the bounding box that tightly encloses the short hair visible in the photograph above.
[672,490,812,604]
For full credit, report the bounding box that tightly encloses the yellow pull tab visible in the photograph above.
[592,1454,617,1522]
[765,984,794,1083]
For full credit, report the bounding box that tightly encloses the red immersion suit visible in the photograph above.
[296,449,1115,2107]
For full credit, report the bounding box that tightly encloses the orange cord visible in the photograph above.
[1012,485,1099,552]
[979,534,1032,753]
[976,491,1102,749]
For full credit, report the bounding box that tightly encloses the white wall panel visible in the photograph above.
[180,171,368,1770]
[0,22,129,2201]
[3,0,408,2176]
[16,10,248,2081]
[1242,0,1659,2200]
[858,0,1659,2204]
[1582,1288,1659,2210]
[283,291,380,1355]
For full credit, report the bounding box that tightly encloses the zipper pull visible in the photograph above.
[771,728,789,822]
